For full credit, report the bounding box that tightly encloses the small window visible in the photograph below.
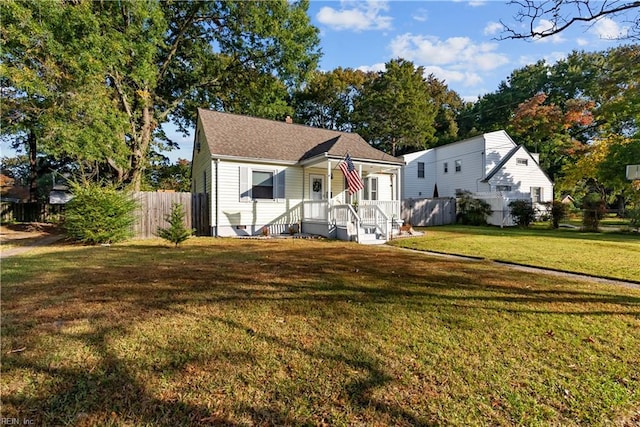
[516,158,528,166]
[252,171,274,199]
[443,162,449,174]
[370,177,378,201]
[455,159,462,172]
[531,187,543,203]
[363,177,378,201]
[417,162,425,178]
[496,185,512,191]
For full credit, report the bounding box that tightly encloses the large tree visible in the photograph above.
[292,67,371,131]
[1,0,320,190]
[352,59,438,156]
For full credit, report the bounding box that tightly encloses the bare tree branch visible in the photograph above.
[498,0,640,41]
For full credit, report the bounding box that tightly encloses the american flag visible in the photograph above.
[338,154,364,195]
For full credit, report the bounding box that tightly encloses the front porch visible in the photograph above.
[301,200,402,244]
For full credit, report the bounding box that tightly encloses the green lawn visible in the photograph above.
[390,225,640,282]
[2,238,639,425]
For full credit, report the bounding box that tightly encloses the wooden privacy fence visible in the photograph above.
[402,198,456,227]
[0,202,65,223]
[131,192,209,238]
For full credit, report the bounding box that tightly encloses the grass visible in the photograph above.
[390,225,640,282]
[2,238,640,426]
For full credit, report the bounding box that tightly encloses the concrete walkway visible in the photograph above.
[0,234,65,259]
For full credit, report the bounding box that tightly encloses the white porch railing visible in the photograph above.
[358,204,389,240]
[302,200,400,242]
[360,200,401,222]
[302,200,329,221]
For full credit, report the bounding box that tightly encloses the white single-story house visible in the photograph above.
[191,109,405,243]
[401,130,554,225]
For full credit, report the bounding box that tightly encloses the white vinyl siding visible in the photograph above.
[239,166,286,202]
[401,130,552,201]
[213,161,302,234]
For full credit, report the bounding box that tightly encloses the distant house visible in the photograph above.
[191,109,404,243]
[402,131,553,225]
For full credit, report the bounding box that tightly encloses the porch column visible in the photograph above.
[396,168,402,201]
[327,160,332,199]
[358,164,363,199]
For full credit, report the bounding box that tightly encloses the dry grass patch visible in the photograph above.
[2,238,639,425]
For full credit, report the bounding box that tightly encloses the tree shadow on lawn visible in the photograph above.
[2,241,640,424]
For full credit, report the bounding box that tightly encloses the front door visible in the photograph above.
[309,174,325,219]
[310,174,325,200]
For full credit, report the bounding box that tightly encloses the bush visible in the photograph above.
[582,192,606,232]
[456,191,492,226]
[628,204,640,232]
[549,200,568,229]
[64,182,137,244]
[157,202,193,247]
[508,199,536,227]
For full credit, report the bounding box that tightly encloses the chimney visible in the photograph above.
[285,115,293,124]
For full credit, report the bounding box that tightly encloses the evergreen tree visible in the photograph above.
[157,203,193,247]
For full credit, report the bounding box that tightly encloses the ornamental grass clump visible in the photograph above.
[64,182,137,244]
[156,202,194,247]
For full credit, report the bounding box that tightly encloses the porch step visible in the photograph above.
[357,228,387,245]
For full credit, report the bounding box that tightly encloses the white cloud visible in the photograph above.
[590,17,626,39]
[451,0,486,6]
[576,37,589,46]
[390,33,508,70]
[412,8,428,22]
[532,19,566,43]
[356,63,387,73]
[316,1,393,32]
[387,33,509,88]
[483,21,502,36]
[423,66,483,87]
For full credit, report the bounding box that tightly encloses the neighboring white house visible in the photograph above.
[401,130,554,225]
[191,109,405,243]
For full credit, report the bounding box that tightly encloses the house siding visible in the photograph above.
[191,116,212,195]
[487,147,553,202]
[401,130,553,209]
[214,160,303,236]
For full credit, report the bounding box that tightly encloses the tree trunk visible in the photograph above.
[129,104,154,191]
[28,129,38,202]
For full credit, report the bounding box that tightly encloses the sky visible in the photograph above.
[2,1,631,164]
[164,0,629,162]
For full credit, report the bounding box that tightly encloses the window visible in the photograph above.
[496,185,512,191]
[252,171,274,199]
[516,158,528,166]
[240,167,285,201]
[531,187,543,203]
[417,162,425,178]
[363,177,378,200]
[443,162,448,174]
[455,159,462,172]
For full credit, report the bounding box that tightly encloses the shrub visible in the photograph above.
[64,182,137,244]
[628,204,640,232]
[157,202,193,247]
[508,199,536,227]
[582,192,606,232]
[456,191,492,226]
[549,200,568,229]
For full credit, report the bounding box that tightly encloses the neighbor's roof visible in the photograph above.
[197,109,403,165]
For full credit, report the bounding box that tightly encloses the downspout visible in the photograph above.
[214,158,220,237]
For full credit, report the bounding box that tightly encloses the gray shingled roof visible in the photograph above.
[197,109,403,164]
